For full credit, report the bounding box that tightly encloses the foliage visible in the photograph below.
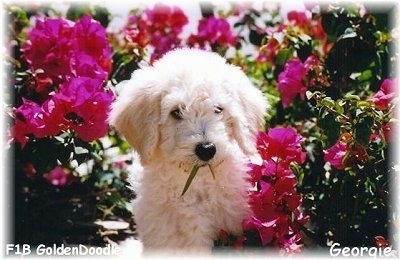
[4,1,398,254]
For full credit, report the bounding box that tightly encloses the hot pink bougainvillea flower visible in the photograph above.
[43,166,73,186]
[287,11,309,27]
[11,15,113,148]
[188,16,238,48]
[22,15,111,90]
[51,77,114,142]
[370,78,396,110]
[277,58,307,108]
[22,18,74,86]
[324,140,348,170]
[10,99,47,148]
[277,56,322,108]
[11,78,114,147]
[124,3,188,62]
[239,127,308,252]
[256,127,306,165]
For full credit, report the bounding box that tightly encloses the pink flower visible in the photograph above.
[257,127,306,165]
[124,3,188,62]
[73,53,109,80]
[303,55,321,70]
[51,77,114,142]
[43,166,73,186]
[370,79,396,110]
[277,58,307,108]
[244,127,308,251]
[10,98,51,148]
[22,18,74,85]
[242,217,276,245]
[188,16,238,48]
[72,15,112,76]
[324,140,348,169]
[22,15,111,91]
[287,11,309,27]
[124,15,150,47]
[145,2,189,57]
[146,3,188,33]
[11,78,114,147]
[73,16,111,63]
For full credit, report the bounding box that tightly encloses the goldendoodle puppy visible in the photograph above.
[109,48,268,254]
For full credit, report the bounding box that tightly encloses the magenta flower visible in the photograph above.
[370,79,396,110]
[10,99,44,148]
[22,15,111,91]
[124,15,150,47]
[145,3,188,33]
[277,58,308,108]
[324,140,348,169]
[51,77,114,142]
[11,78,114,146]
[22,18,74,86]
[242,217,276,246]
[257,127,306,165]
[188,16,238,48]
[11,15,113,148]
[73,16,111,72]
[287,11,309,27]
[243,127,308,251]
[43,166,73,186]
[124,3,188,62]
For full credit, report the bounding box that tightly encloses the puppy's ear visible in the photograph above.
[226,67,269,155]
[108,68,161,165]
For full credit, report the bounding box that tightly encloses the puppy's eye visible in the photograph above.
[214,105,223,114]
[170,108,183,120]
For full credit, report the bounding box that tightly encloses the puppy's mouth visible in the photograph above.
[180,161,222,197]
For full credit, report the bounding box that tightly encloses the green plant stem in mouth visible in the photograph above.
[180,164,216,197]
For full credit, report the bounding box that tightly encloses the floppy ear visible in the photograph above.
[226,67,269,155]
[108,68,161,165]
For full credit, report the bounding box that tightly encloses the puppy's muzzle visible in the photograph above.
[195,142,216,161]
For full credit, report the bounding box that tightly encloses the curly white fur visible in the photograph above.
[109,48,268,255]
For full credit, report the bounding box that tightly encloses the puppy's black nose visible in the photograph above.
[195,142,216,161]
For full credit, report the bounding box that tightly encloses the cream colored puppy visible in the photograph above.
[109,48,268,255]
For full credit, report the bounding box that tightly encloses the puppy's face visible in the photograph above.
[108,49,268,168]
[158,83,234,167]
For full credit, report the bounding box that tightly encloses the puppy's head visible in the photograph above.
[108,48,269,166]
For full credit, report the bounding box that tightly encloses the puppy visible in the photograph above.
[109,48,268,254]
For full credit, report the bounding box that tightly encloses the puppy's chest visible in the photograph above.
[177,185,230,216]
[142,165,247,213]
[168,173,232,211]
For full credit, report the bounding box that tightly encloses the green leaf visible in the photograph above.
[320,97,336,108]
[318,113,341,147]
[334,101,345,114]
[9,6,29,33]
[66,4,91,21]
[181,164,200,197]
[276,48,293,66]
[345,93,361,100]
[358,69,372,81]
[354,116,374,146]
[208,164,216,180]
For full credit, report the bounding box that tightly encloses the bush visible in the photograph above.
[4,1,398,254]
